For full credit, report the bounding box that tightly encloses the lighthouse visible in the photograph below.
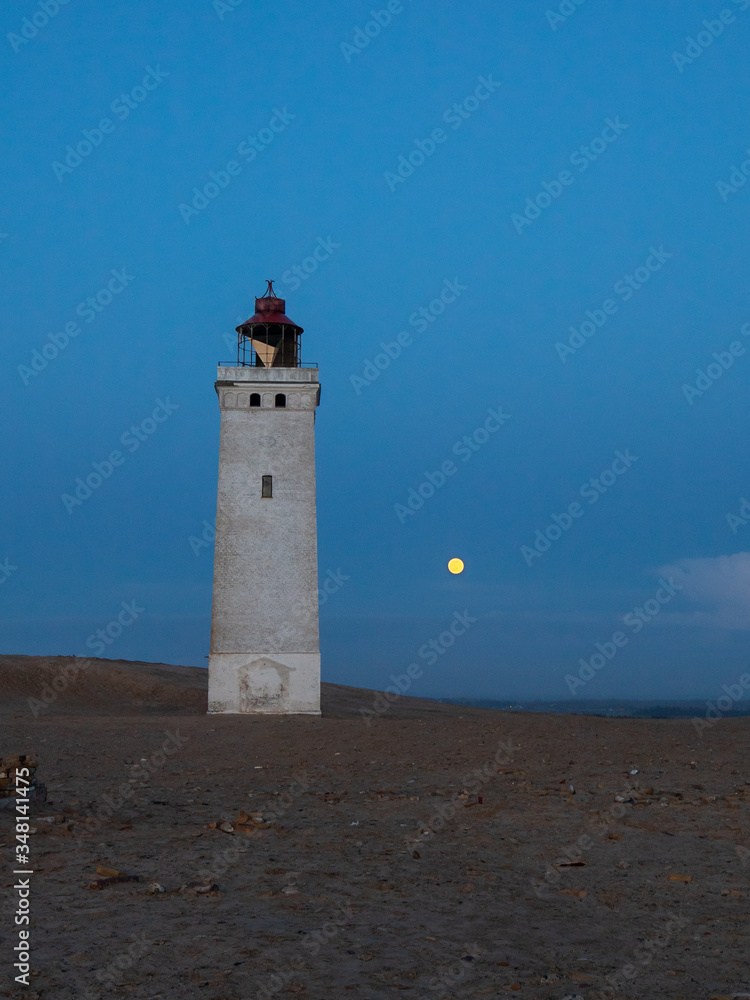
[207,281,321,714]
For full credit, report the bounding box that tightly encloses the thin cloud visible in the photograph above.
[658,553,750,629]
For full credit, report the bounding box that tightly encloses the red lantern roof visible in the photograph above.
[236,280,303,334]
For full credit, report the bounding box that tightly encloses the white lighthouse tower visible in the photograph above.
[207,281,321,714]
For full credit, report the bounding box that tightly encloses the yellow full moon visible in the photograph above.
[447,558,464,575]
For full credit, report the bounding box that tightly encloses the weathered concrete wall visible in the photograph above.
[208,366,321,714]
[207,652,320,715]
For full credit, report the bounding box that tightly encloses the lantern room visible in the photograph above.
[234,279,303,368]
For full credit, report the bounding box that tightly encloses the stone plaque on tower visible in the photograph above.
[207,282,321,714]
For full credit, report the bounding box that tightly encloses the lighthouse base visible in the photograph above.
[207,652,321,715]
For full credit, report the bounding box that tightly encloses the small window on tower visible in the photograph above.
[250,393,261,407]
[261,475,273,498]
[275,393,286,408]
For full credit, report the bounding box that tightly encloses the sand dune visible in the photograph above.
[0,654,208,716]
[2,655,749,999]
[0,653,478,718]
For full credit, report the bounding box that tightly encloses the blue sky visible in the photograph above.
[3,0,750,700]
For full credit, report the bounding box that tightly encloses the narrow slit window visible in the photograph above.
[275,393,286,408]
[261,475,273,498]
[250,393,261,407]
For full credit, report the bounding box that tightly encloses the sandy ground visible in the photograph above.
[1,655,749,1000]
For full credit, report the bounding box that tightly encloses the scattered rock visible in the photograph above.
[96,866,122,878]
[88,873,139,890]
[180,881,220,895]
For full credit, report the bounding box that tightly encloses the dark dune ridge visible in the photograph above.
[0,653,478,718]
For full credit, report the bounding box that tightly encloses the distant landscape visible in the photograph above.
[445,697,750,718]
